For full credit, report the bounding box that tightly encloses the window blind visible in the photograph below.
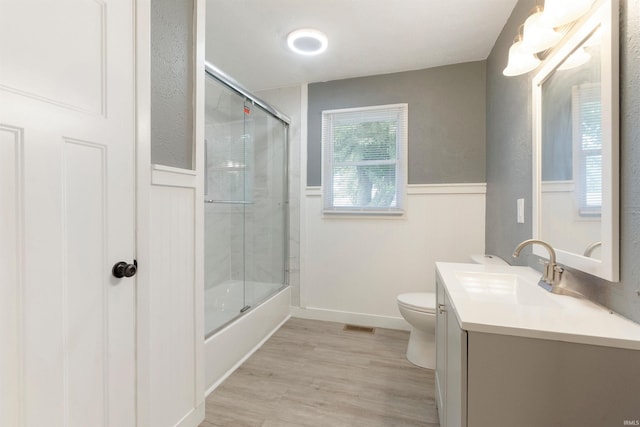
[572,83,602,216]
[321,104,407,214]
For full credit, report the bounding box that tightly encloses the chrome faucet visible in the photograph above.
[512,239,563,292]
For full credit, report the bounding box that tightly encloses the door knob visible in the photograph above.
[112,260,137,278]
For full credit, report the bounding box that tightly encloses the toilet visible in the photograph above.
[397,255,507,369]
[397,292,436,369]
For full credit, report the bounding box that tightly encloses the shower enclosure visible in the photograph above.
[204,63,289,338]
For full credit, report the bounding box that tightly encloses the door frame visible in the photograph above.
[133,0,152,424]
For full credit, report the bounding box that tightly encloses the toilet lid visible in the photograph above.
[397,293,436,313]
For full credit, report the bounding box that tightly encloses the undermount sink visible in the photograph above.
[454,271,558,307]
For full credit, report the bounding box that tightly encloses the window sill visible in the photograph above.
[322,209,406,219]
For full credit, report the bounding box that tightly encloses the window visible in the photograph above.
[321,104,407,214]
[572,83,601,217]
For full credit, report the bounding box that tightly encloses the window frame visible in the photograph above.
[321,103,408,216]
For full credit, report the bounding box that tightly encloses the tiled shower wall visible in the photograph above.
[204,119,243,289]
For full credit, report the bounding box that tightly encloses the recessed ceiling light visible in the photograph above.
[287,29,328,56]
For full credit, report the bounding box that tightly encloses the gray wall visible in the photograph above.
[486,0,640,323]
[307,62,486,186]
[150,0,194,169]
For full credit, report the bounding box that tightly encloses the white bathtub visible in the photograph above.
[205,280,284,335]
[204,283,290,395]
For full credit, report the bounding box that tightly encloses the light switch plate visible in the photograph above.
[517,198,525,223]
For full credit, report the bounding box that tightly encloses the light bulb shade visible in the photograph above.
[287,29,328,55]
[520,12,563,53]
[540,0,596,27]
[503,41,541,76]
[557,47,591,70]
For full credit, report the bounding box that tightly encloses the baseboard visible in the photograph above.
[174,401,204,427]
[290,306,410,331]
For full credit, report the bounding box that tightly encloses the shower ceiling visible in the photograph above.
[205,0,519,91]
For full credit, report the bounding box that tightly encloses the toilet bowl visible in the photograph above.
[397,292,436,369]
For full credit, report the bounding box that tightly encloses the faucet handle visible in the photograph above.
[542,261,554,283]
[552,265,564,284]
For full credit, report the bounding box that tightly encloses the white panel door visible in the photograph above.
[0,1,137,426]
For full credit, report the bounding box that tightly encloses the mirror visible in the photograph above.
[532,0,619,281]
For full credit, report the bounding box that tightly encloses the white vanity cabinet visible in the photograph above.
[435,279,467,427]
[435,263,640,427]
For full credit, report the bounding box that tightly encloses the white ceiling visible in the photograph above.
[205,0,518,92]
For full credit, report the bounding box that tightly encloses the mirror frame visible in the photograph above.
[532,0,619,282]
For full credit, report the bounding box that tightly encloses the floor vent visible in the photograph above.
[343,324,376,334]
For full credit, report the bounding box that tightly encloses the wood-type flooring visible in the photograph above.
[199,317,439,427]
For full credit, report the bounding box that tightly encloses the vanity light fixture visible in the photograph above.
[539,0,596,28]
[503,1,596,78]
[520,10,563,53]
[287,29,328,56]
[503,36,542,76]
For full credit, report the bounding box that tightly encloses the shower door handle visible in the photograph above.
[112,260,137,278]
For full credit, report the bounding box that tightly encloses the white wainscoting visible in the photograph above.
[146,165,204,427]
[540,180,601,257]
[297,184,486,329]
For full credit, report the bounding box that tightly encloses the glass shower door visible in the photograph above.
[204,74,289,338]
[204,77,248,335]
[243,102,287,307]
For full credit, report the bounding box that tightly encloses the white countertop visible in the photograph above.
[436,262,640,350]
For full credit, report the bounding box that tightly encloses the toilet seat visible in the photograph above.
[397,293,436,314]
